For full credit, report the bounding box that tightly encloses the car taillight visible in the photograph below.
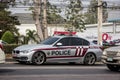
[0,44,3,51]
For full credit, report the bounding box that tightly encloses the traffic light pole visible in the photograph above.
[97,0,103,46]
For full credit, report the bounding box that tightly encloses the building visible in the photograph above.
[14,13,120,42]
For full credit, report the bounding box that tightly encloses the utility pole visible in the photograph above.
[43,0,48,39]
[97,0,103,45]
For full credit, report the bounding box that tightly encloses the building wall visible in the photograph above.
[77,23,120,41]
[16,23,120,41]
[84,23,120,34]
[16,24,65,36]
[16,24,37,36]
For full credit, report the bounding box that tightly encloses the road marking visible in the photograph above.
[0,66,107,70]
[0,74,120,78]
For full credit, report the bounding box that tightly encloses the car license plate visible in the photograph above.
[107,58,113,61]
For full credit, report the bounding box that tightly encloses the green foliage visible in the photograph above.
[26,29,39,43]
[65,0,85,32]
[18,29,39,44]
[3,44,21,54]
[1,31,15,44]
[31,0,63,24]
[46,0,64,24]
[84,0,98,24]
[0,2,20,38]
[84,0,108,24]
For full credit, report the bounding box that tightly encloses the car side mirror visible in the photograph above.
[56,43,62,46]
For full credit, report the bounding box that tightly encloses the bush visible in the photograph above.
[3,44,21,54]
[1,31,15,44]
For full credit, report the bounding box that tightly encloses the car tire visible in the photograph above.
[32,52,46,65]
[107,64,120,71]
[83,53,96,65]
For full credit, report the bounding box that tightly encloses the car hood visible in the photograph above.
[14,44,52,51]
[105,46,120,52]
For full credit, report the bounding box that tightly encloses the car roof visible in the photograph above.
[52,35,98,46]
[53,35,80,38]
[53,35,91,42]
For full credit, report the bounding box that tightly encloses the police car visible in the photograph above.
[12,35,103,65]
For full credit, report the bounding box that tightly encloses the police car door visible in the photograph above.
[52,37,72,62]
[70,37,89,60]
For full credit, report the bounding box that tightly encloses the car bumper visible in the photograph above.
[12,51,35,62]
[101,56,120,65]
[13,56,29,61]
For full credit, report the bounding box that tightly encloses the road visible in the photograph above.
[0,62,120,80]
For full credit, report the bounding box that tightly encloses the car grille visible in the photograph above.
[106,51,117,57]
[13,50,20,54]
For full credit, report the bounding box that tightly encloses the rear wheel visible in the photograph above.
[32,52,46,65]
[107,64,120,71]
[84,53,96,65]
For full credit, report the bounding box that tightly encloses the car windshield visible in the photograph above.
[40,37,59,45]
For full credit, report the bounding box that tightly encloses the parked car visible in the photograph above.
[0,40,8,44]
[102,46,120,71]
[12,35,103,65]
[92,40,115,46]
[0,44,5,63]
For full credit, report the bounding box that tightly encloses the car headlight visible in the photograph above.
[21,50,31,54]
[103,50,107,55]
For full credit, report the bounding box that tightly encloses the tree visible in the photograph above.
[26,29,39,43]
[33,0,44,41]
[13,0,63,41]
[22,0,63,40]
[1,30,15,44]
[46,0,63,24]
[84,0,108,24]
[0,0,20,38]
[18,30,39,44]
[84,0,98,24]
[65,0,85,32]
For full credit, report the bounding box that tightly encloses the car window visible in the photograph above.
[92,40,97,44]
[70,37,89,46]
[56,37,70,46]
[82,39,90,46]
[70,37,82,46]
[40,37,59,45]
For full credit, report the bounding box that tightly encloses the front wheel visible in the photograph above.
[107,64,120,71]
[32,52,46,65]
[83,53,96,65]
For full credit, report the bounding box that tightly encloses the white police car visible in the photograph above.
[12,35,103,65]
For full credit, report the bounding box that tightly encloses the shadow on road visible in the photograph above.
[0,69,15,74]
[14,62,105,67]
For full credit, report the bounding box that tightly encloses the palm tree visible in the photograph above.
[26,29,39,44]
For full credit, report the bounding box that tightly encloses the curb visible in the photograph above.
[6,58,13,61]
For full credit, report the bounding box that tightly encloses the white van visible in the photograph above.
[0,44,5,63]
